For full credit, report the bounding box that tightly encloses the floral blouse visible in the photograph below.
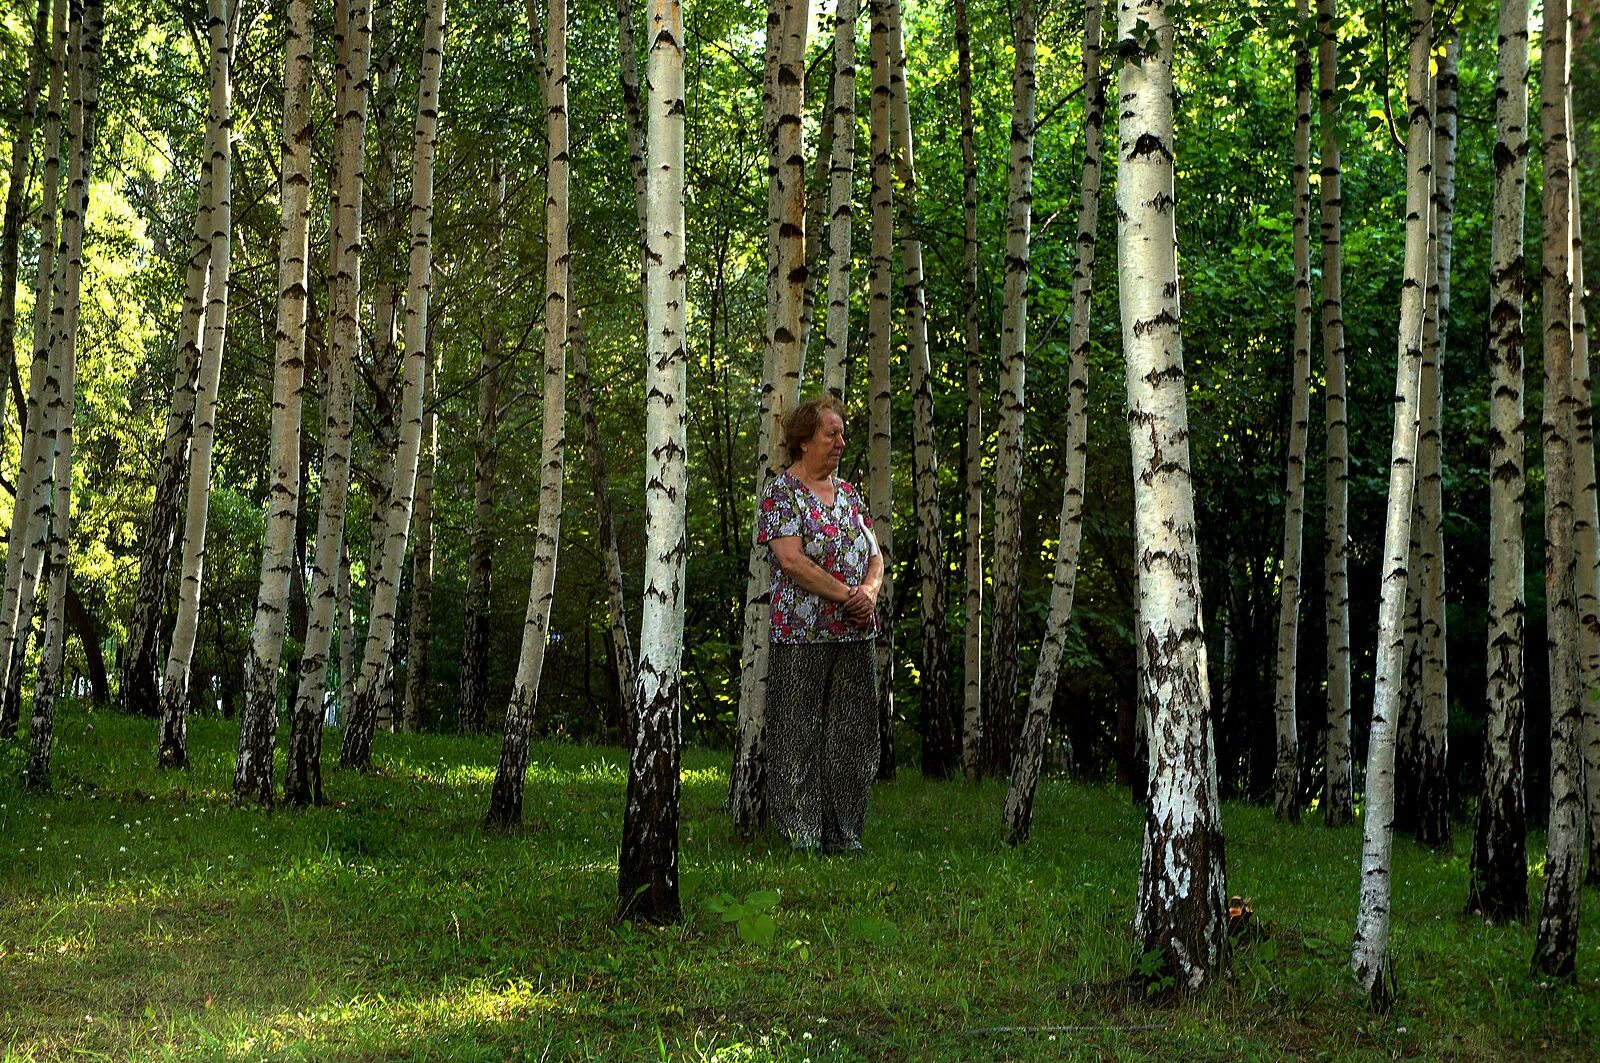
[756,470,880,645]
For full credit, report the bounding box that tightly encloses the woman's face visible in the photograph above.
[802,410,846,472]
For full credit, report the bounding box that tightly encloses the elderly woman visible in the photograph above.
[756,395,883,853]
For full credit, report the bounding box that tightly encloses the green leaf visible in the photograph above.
[737,913,776,946]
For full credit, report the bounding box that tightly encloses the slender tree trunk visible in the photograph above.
[981,0,1038,777]
[1576,177,1600,889]
[617,0,686,922]
[1413,26,1458,848]
[954,0,982,781]
[337,540,356,719]
[234,0,313,802]
[284,0,373,806]
[881,0,951,778]
[730,0,809,833]
[458,162,505,735]
[24,0,96,791]
[821,0,857,399]
[0,0,53,443]
[1116,0,1227,994]
[401,338,437,733]
[486,0,567,827]
[865,0,896,781]
[1003,0,1103,841]
[1271,0,1313,823]
[155,0,233,771]
[1533,0,1583,980]
[1318,0,1353,827]
[1351,0,1433,1009]
[1469,0,1531,922]
[343,0,446,770]
[0,0,68,739]
[572,296,635,742]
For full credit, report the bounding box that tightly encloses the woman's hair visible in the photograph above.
[782,395,846,462]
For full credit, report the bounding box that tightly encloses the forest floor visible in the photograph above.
[1,707,1597,1061]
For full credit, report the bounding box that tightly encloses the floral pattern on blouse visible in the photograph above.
[756,470,880,645]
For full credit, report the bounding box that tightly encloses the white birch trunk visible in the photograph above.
[24,0,96,791]
[486,0,568,827]
[342,0,446,770]
[284,0,372,805]
[1271,0,1313,823]
[1351,0,1433,1007]
[401,337,438,733]
[1318,0,1353,827]
[1118,0,1227,993]
[1469,0,1530,923]
[865,0,896,780]
[954,0,982,780]
[617,0,686,922]
[821,0,857,399]
[235,0,313,802]
[155,0,233,771]
[1575,174,1600,889]
[1004,0,1103,839]
[1533,0,1583,979]
[0,0,68,738]
[730,0,809,832]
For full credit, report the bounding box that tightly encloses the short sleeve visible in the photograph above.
[756,475,803,543]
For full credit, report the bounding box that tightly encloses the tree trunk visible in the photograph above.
[954,0,981,781]
[1116,0,1227,993]
[1533,0,1583,980]
[880,0,951,778]
[284,0,373,806]
[1318,0,1353,828]
[821,0,857,400]
[24,0,97,792]
[1576,176,1600,889]
[1003,0,1102,841]
[1469,0,1530,922]
[342,0,446,770]
[0,0,68,739]
[401,340,437,733]
[1270,0,1313,823]
[730,0,809,834]
[0,0,53,447]
[1351,0,1433,1008]
[617,0,686,922]
[155,0,233,772]
[457,161,505,735]
[981,0,1039,778]
[235,0,313,802]
[486,0,568,828]
[865,0,896,781]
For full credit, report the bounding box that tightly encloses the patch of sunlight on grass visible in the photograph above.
[684,765,727,787]
[404,759,496,787]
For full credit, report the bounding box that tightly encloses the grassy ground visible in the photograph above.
[1,707,1597,1061]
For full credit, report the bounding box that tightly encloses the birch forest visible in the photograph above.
[3,0,1600,1053]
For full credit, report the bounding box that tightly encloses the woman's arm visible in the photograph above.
[843,552,883,622]
[768,536,860,604]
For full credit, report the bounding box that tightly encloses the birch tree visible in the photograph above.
[0,0,68,739]
[1533,0,1583,979]
[1413,26,1458,849]
[1468,0,1530,923]
[730,0,809,833]
[1004,0,1103,841]
[1116,0,1227,993]
[882,0,952,776]
[617,0,686,922]
[234,0,313,801]
[1575,180,1600,889]
[0,0,53,437]
[954,0,982,780]
[982,0,1038,777]
[1318,0,1353,827]
[24,0,97,791]
[457,160,505,735]
[342,0,447,770]
[284,0,373,805]
[155,0,233,770]
[866,0,896,780]
[486,0,568,827]
[1270,0,1313,822]
[1350,0,1433,1008]
[821,0,857,398]
[401,339,438,733]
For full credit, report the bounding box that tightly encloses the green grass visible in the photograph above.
[1,706,1596,1061]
